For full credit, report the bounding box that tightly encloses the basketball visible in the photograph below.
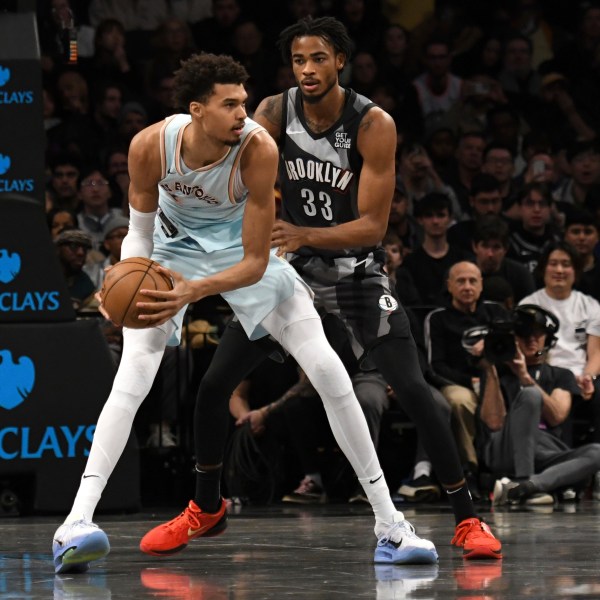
[100,257,173,328]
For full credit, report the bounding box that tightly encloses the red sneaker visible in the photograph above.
[451,518,502,560]
[140,499,227,556]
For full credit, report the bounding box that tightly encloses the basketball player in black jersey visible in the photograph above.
[250,16,502,559]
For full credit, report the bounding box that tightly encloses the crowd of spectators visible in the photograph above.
[38,0,600,507]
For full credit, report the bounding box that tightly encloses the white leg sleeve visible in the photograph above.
[66,322,173,523]
[261,288,396,524]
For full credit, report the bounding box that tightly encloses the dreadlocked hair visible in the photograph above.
[277,16,353,66]
[172,52,249,113]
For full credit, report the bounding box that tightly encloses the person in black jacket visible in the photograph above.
[425,261,507,497]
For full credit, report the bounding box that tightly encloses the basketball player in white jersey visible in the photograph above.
[52,53,437,574]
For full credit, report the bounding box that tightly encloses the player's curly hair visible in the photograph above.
[277,17,353,66]
[172,53,248,113]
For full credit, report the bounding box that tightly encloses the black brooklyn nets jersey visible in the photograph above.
[279,87,377,258]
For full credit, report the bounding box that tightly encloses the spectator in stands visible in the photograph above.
[522,151,559,190]
[117,101,148,147]
[192,0,242,56]
[382,233,421,307]
[76,166,124,252]
[47,207,77,240]
[413,38,463,135]
[145,72,177,123]
[145,17,196,93]
[231,19,277,109]
[447,173,502,253]
[81,19,140,93]
[88,81,123,156]
[442,132,486,216]
[397,142,462,219]
[55,228,97,311]
[335,0,388,55]
[479,304,600,507]
[442,75,508,137]
[425,261,508,497]
[402,192,468,307]
[533,70,597,148]
[385,183,422,255]
[105,146,130,211]
[84,214,129,290]
[554,140,600,208]
[453,34,503,79]
[377,23,412,82]
[426,127,457,173]
[48,155,81,212]
[472,215,536,304]
[508,183,560,274]
[88,0,169,32]
[497,34,542,126]
[563,209,600,301]
[520,241,600,445]
[481,142,518,211]
[348,50,380,98]
[485,106,525,175]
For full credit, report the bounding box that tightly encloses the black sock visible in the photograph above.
[194,465,222,513]
[446,484,476,525]
[507,480,536,502]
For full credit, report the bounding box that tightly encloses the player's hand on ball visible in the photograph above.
[136,267,193,327]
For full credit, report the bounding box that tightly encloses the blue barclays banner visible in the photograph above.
[0,195,75,322]
[0,12,45,204]
[0,320,140,513]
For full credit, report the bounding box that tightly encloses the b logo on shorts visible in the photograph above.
[378,294,398,312]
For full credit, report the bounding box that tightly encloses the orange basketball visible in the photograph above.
[100,257,173,328]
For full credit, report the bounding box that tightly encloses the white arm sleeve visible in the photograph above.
[120,205,156,260]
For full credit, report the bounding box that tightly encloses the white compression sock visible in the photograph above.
[65,324,172,523]
[263,306,396,525]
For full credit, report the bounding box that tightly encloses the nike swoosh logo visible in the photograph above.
[369,474,383,484]
[188,527,204,537]
[83,474,99,479]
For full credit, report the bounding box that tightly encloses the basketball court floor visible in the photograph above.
[3,500,600,599]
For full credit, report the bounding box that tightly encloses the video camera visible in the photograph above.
[462,304,560,364]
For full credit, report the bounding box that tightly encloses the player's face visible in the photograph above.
[194,84,248,146]
[290,35,344,104]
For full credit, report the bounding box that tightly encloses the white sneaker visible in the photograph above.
[52,519,110,574]
[492,477,519,505]
[374,512,438,564]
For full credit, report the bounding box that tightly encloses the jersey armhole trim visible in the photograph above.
[159,115,177,180]
[228,126,266,204]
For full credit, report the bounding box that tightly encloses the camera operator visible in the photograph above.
[477,305,600,506]
[425,261,508,498]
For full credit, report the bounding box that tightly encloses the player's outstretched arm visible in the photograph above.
[271,108,397,254]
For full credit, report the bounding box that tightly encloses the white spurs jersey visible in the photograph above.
[156,113,265,252]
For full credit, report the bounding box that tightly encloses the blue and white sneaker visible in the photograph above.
[374,512,438,564]
[52,519,110,574]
